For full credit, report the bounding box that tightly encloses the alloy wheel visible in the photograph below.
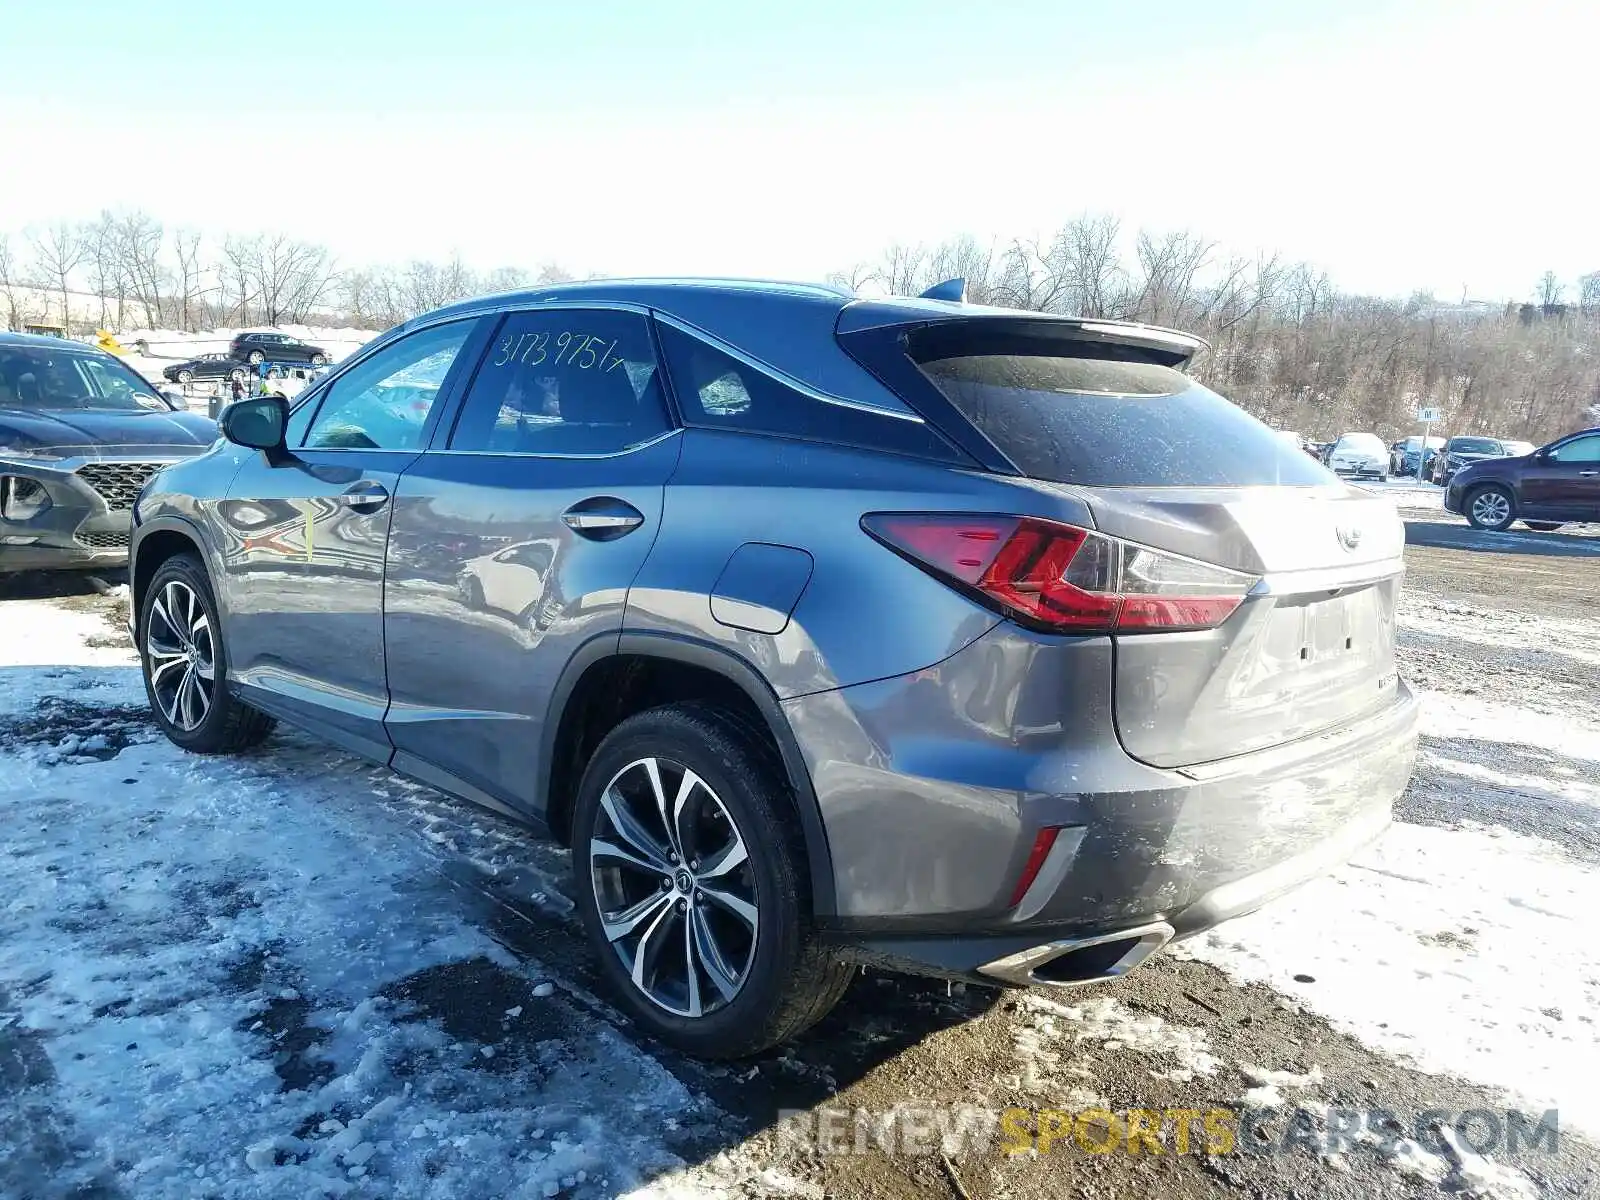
[144,580,215,732]
[1470,490,1510,527]
[588,756,759,1018]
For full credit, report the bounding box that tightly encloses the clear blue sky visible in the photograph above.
[3,0,1591,300]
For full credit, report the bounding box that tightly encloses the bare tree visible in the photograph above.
[253,235,335,324]
[28,222,86,330]
[115,211,166,327]
[1537,270,1564,308]
[219,234,260,325]
[0,233,27,331]
[1053,213,1127,317]
[171,229,205,331]
[1581,271,1600,315]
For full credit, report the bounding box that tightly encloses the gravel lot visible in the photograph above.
[1,525,1595,1199]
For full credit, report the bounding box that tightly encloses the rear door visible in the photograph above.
[850,317,1407,769]
[382,305,680,818]
[217,318,485,759]
[1519,433,1600,520]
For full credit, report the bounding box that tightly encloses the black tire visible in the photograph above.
[1523,521,1563,532]
[1464,484,1516,531]
[229,368,246,383]
[247,349,264,365]
[139,553,275,754]
[571,703,852,1058]
[176,369,193,384]
[310,353,328,367]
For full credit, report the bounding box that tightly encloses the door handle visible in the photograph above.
[562,497,645,541]
[338,481,391,512]
[1580,470,1599,477]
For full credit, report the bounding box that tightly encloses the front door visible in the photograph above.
[382,306,680,819]
[1519,433,1600,520]
[217,318,485,759]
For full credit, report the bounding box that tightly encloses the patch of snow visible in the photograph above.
[1181,816,1600,1136]
[0,652,714,1197]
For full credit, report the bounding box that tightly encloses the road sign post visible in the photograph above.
[1415,407,1441,485]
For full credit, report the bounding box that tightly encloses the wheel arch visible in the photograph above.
[130,516,223,639]
[541,632,838,918]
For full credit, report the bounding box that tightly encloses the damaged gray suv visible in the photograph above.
[129,279,1418,1057]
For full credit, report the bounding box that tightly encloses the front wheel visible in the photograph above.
[571,704,852,1058]
[310,353,328,367]
[1523,521,1563,532]
[139,554,275,753]
[229,368,246,383]
[1465,485,1516,531]
[176,369,193,384]
[247,349,264,365]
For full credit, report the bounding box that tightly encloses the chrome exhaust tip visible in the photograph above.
[977,921,1174,988]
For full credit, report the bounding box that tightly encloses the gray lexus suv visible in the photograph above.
[128,278,1418,1056]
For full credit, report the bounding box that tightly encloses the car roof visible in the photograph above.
[409,277,1207,407]
[0,331,105,351]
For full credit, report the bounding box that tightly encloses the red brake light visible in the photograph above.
[862,513,1257,634]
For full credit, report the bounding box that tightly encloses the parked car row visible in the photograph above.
[161,332,332,386]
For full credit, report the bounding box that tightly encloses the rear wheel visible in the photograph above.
[571,703,852,1058]
[1523,521,1563,532]
[139,554,275,753]
[1465,485,1516,531]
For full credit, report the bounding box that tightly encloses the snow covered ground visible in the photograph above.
[1,536,1596,1198]
[1183,587,1600,1139]
[0,602,710,1199]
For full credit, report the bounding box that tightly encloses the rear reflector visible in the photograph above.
[862,513,1257,634]
[1010,826,1062,907]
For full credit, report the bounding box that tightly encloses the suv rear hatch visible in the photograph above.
[840,308,1406,769]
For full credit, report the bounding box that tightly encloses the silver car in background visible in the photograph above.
[1326,431,1390,480]
[128,279,1419,1057]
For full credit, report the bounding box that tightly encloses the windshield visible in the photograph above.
[1336,434,1385,452]
[1449,437,1502,454]
[915,349,1329,487]
[0,346,166,412]
[1502,440,1535,456]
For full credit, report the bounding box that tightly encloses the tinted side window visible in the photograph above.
[1551,435,1600,463]
[301,321,476,450]
[449,309,670,455]
[655,322,958,459]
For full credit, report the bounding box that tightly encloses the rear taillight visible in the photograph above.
[861,513,1257,634]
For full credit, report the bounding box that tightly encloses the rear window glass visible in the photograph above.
[914,351,1328,487]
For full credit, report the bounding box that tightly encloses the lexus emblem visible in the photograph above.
[1336,525,1363,551]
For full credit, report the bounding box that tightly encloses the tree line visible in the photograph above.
[0,211,571,337]
[830,218,1600,442]
[2,208,1596,442]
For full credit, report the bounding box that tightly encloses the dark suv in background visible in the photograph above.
[1445,428,1600,531]
[129,278,1418,1056]
[1428,435,1511,485]
[228,331,330,367]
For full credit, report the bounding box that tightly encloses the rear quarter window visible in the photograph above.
[915,350,1328,487]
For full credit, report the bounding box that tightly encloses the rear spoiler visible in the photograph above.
[836,298,1208,369]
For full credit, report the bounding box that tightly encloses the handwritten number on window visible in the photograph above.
[492,330,629,373]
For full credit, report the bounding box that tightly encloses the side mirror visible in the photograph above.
[160,389,187,410]
[219,395,289,454]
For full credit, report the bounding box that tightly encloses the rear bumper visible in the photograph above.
[788,621,1418,984]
